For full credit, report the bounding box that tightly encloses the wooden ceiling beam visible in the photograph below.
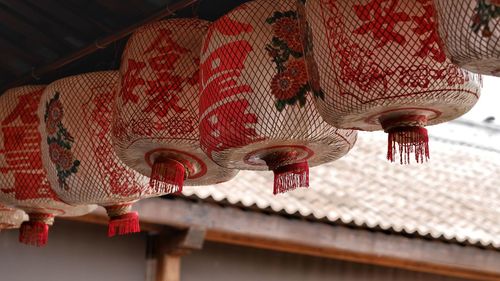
[0,6,69,54]
[19,0,95,42]
[0,0,199,92]
[0,36,44,66]
[2,0,92,43]
[55,0,115,33]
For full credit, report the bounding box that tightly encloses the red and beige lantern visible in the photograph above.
[39,71,162,237]
[0,204,28,231]
[306,0,481,164]
[0,86,95,246]
[434,0,500,76]
[199,0,357,194]
[112,18,238,191]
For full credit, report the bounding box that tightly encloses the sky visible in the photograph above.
[461,75,500,125]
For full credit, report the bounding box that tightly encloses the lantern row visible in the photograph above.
[0,0,496,247]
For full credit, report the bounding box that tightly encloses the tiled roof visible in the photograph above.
[182,121,500,249]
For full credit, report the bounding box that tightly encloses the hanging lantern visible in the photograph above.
[306,0,481,164]
[199,0,357,194]
[113,18,238,191]
[0,204,28,230]
[434,0,500,76]
[0,86,95,246]
[39,71,162,237]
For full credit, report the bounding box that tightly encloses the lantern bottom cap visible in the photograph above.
[273,162,310,195]
[108,212,140,237]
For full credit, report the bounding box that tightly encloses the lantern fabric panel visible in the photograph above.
[113,18,238,191]
[0,204,28,230]
[199,0,357,194]
[434,0,500,76]
[39,71,157,237]
[306,0,481,164]
[0,85,96,246]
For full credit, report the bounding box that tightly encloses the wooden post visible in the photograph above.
[155,227,206,281]
[156,255,181,281]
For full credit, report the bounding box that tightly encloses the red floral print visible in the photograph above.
[273,17,302,52]
[272,72,301,100]
[286,59,308,86]
[44,93,80,190]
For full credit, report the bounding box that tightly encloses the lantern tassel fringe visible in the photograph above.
[387,126,429,165]
[108,212,141,237]
[150,158,185,194]
[19,221,49,247]
[273,162,309,195]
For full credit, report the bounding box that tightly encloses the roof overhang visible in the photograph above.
[65,198,500,281]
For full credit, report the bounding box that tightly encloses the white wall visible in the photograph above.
[0,220,146,281]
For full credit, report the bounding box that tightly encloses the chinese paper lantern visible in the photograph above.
[199,0,357,194]
[113,18,238,191]
[306,0,481,164]
[39,71,162,237]
[434,0,500,76]
[0,86,95,246]
[0,204,27,230]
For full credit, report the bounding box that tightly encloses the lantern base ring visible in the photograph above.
[19,213,54,247]
[106,204,140,237]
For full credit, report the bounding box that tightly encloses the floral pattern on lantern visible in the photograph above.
[39,72,161,237]
[306,0,481,164]
[434,0,500,76]
[44,92,80,190]
[266,8,324,110]
[199,0,357,194]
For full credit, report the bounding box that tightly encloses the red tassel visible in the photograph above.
[108,212,140,237]
[272,162,309,195]
[19,221,50,247]
[387,126,429,164]
[150,157,185,194]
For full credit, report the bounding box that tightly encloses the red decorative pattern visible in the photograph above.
[200,0,357,193]
[87,84,141,197]
[119,59,146,105]
[312,0,475,103]
[116,21,201,142]
[353,0,411,47]
[307,0,480,163]
[0,88,58,200]
[412,0,446,63]
[113,18,237,189]
[200,100,261,158]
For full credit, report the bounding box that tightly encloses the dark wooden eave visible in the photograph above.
[0,0,248,92]
[66,198,500,281]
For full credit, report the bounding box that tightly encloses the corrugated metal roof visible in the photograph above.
[182,121,500,249]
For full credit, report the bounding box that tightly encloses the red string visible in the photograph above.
[387,126,429,164]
